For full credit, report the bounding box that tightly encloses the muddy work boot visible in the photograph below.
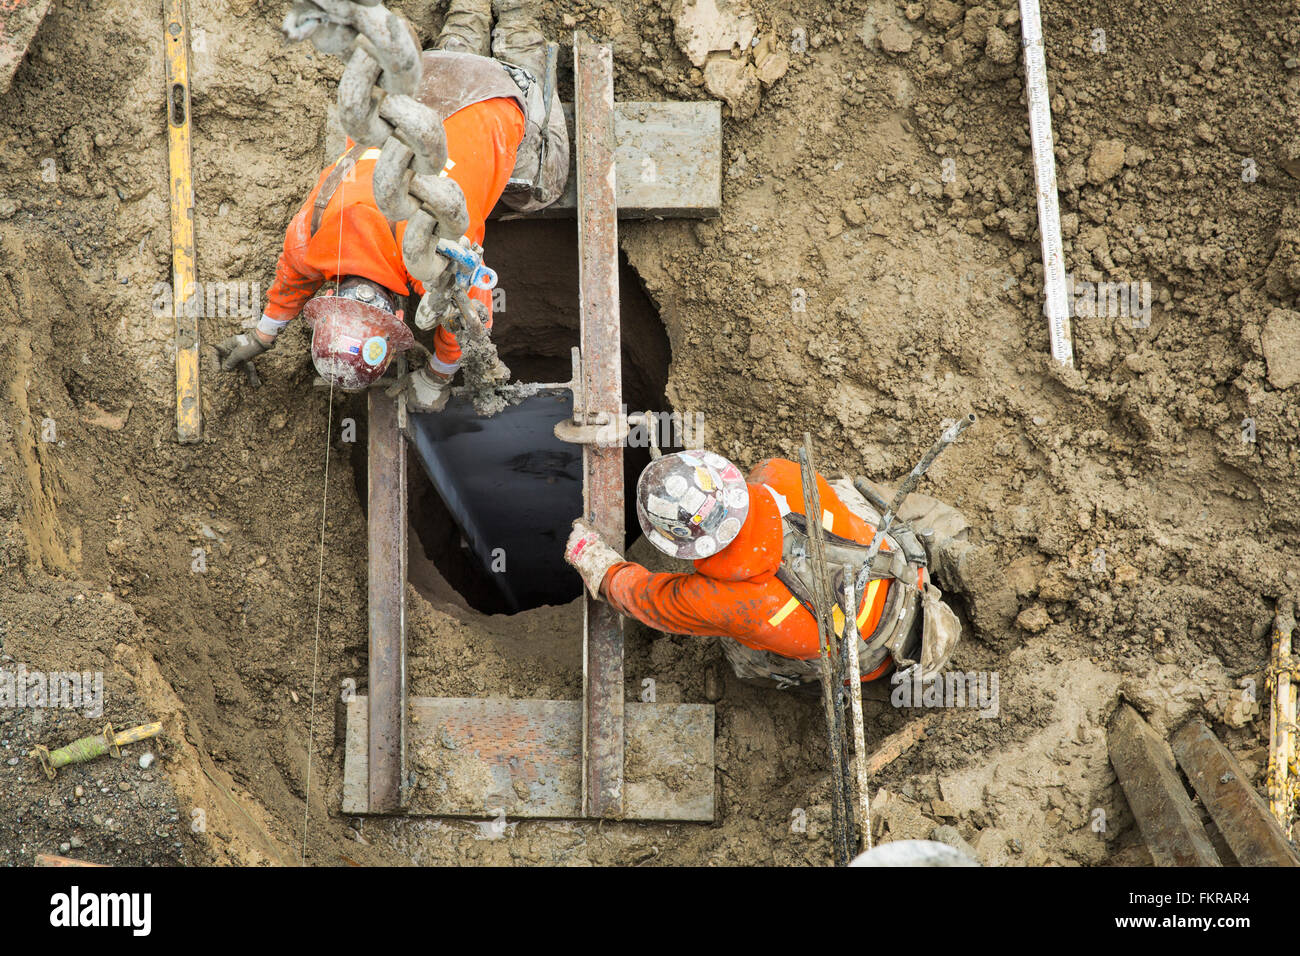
[435,0,491,56]
[490,0,569,212]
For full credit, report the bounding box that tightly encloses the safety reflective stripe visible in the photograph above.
[769,576,883,631]
[858,579,881,628]
[335,147,382,164]
[822,509,833,532]
[768,596,801,627]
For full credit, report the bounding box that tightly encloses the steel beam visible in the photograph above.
[1171,719,1300,867]
[574,34,625,819]
[367,389,407,813]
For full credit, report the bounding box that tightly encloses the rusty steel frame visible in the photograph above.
[574,34,626,819]
[367,388,408,813]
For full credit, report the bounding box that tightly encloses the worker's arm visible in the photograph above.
[260,209,325,337]
[600,561,779,640]
[215,204,319,373]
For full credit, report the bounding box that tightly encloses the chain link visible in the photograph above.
[283,0,472,319]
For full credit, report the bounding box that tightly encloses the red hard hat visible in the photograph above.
[303,284,415,391]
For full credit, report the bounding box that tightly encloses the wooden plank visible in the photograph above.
[34,853,106,867]
[1171,718,1300,867]
[366,389,407,813]
[490,101,721,220]
[1107,704,1221,866]
[343,696,714,821]
[574,34,625,819]
[0,0,54,94]
[165,0,200,443]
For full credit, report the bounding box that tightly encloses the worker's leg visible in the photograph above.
[721,639,821,690]
[491,0,569,211]
[490,0,546,73]
[435,0,491,56]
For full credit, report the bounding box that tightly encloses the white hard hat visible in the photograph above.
[635,450,749,560]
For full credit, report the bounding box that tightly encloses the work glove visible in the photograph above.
[214,332,272,377]
[386,366,453,413]
[564,519,623,598]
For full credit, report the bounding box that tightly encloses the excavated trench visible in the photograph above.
[352,220,673,614]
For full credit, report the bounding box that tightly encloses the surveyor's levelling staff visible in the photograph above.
[564,452,977,689]
[214,0,568,410]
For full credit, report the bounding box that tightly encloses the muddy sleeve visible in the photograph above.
[601,562,744,638]
[263,202,324,322]
[429,285,495,370]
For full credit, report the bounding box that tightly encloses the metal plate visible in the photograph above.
[406,389,581,613]
[1171,719,1300,867]
[343,696,715,821]
[490,101,722,220]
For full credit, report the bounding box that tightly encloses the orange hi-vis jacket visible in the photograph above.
[601,458,897,678]
[263,97,526,369]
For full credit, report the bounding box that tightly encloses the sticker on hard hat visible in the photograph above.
[664,474,688,498]
[361,335,388,367]
[338,335,363,355]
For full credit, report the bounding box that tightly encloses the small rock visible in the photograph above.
[926,0,962,29]
[1261,309,1300,389]
[752,34,789,87]
[139,753,154,770]
[703,664,723,703]
[703,57,762,119]
[878,22,913,54]
[59,842,71,853]
[117,781,132,792]
[1087,140,1127,184]
[1015,605,1051,634]
[673,0,758,68]
[984,25,1016,65]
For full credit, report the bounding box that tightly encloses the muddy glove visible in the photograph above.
[386,366,453,413]
[564,520,623,598]
[214,332,272,378]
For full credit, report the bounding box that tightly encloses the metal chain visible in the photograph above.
[283,0,473,327]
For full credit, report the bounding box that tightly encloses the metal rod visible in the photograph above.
[575,33,625,819]
[853,413,976,599]
[841,566,872,853]
[798,435,852,866]
[367,388,408,813]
